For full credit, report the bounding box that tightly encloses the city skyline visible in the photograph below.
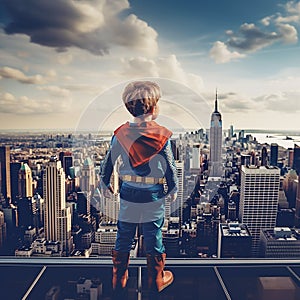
[0,1,300,131]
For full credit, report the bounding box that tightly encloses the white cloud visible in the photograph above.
[37,85,71,97]
[120,54,204,93]
[0,90,72,114]
[0,66,47,84]
[210,2,300,63]
[57,53,73,65]
[255,91,300,112]
[277,23,298,43]
[209,41,245,64]
[276,1,300,23]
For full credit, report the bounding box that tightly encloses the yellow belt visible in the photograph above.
[120,175,165,184]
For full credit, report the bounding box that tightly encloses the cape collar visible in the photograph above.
[114,121,172,167]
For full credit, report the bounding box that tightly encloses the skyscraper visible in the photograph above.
[170,160,184,225]
[80,157,95,195]
[292,144,300,174]
[10,162,22,203]
[18,163,33,198]
[295,174,300,227]
[59,151,73,178]
[270,143,278,167]
[239,165,280,257]
[0,146,11,201]
[102,164,120,223]
[209,91,223,177]
[43,156,72,255]
[261,146,268,166]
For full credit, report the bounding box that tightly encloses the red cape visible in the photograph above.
[114,121,172,167]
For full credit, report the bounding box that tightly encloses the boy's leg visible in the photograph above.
[143,218,174,293]
[115,220,137,252]
[112,221,136,295]
[142,218,165,254]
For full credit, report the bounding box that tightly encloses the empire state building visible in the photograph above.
[209,91,223,177]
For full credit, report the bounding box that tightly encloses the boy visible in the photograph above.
[100,81,178,296]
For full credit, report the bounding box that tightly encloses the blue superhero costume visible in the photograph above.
[100,120,178,254]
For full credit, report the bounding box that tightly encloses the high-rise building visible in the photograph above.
[295,174,300,227]
[18,163,33,198]
[229,125,234,138]
[283,169,298,208]
[77,191,90,216]
[218,223,252,258]
[191,144,201,170]
[270,143,278,167]
[80,157,95,195]
[292,144,300,174]
[170,160,184,225]
[239,165,280,256]
[261,146,268,166]
[59,151,73,178]
[0,146,11,201]
[17,197,37,228]
[260,227,300,258]
[10,162,22,203]
[209,91,223,177]
[288,148,294,168]
[0,211,7,249]
[43,156,72,255]
[103,193,120,223]
[240,154,251,166]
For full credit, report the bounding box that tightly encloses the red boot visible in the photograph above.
[112,250,130,291]
[147,253,174,292]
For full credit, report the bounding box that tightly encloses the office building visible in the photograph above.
[0,211,6,249]
[171,160,184,225]
[283,169,298,208]
[43,156,72,255]
[288,148,294,168]
[191,144,201,170]
[218,223,252,258]
[18,163,33,198]
[260,227,300,258]
[10,162,22,203]
[261,146,268,166]
[295,174,300,227]
[292,144,300,174]
[80,157,95,195]
[77,191,90,216]
[59,151,73,178]
[270,143,278,167]
[239,165,280,256]
[92,221,118,256]
[0,145,11,201]
[209,91,223,177]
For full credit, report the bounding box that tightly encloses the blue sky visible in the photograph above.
[0,0,300,132]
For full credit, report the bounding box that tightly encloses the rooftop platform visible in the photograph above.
[1,258,300,299]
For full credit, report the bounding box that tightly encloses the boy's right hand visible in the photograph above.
[101,185,114,198]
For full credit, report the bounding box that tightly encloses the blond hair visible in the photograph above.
[122,81,161,117]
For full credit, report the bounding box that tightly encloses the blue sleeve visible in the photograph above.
[160,140,178,194]
[100,135,121,188]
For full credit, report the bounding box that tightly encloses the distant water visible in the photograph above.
[246,130,300,149]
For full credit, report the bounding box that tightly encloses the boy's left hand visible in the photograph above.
[101,185,114,198]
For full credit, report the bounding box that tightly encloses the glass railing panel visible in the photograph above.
[141,266,227,300]
[0,264,44,300]
[217,265,300,300]
[27,265,138,300]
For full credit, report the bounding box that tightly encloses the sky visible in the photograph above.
[0,0,300,132]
